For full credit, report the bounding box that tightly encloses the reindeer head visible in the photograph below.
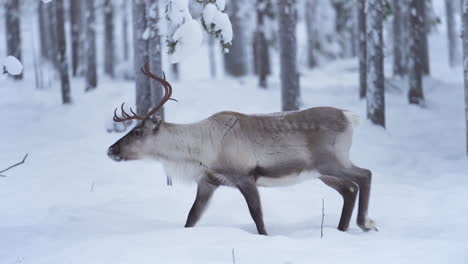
[107,65,176,162]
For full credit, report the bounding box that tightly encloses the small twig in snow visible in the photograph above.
[232,248,236,264]
[321,198,325,239]
[90,181,95,192]
[0,154,28,177]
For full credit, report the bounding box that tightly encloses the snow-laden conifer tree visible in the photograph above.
[85,0,97,91]
[408,0,425,105]
[5,0,23,80]
[103,0,115,78]
[279,0,300,111]
[55,0,71,104]
[366,0,385,127]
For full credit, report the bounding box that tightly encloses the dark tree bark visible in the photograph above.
[224,0,248,77]
[85,0,97,91]
[408,0,425,105]
[393,0,405,76]
[305,0,319,68]
[253,0,271,88]
[122,0,130,61]
[421,0,430,75]
[278,0,300,111]
[358,0,366,99]
[104,0,115,78]
[463,0,468,155]
[366,0,385,127]
[446,0,459,67]
[38,1,48,59]
[146,0,164,119]
[55,0,71,104]
[46,2,58,65]
[133,0,151,115]
[5,0,23,80]
[70,0,82,76]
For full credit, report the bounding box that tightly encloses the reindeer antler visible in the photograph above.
[113,64,177,122]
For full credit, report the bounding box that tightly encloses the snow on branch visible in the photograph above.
[2,56,23,77]
[164,0,233,62]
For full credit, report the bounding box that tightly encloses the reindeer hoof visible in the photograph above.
[358,218,377,232]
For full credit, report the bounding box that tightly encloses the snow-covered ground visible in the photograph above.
[1,3,468,264]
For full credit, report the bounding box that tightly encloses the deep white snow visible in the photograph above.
[2,55,23,76]
[1,1,467,263]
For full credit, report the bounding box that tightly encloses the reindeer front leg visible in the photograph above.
[234,177,268,235]
[185,177,218,228]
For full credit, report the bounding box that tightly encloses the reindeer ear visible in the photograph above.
[149,114,162,133]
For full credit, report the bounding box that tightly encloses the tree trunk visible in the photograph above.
[421,0,430,75]
[133,0,151,115]
[366,0,385,128]
[70,0,81,76]
[305,0,318,68]
[408,0,425,105]
[55,0,71,104]
[85,0,97,91]
[463,0,468,155]
[171,64,179,80]
[104,0,115,77]
[393,0,405,76]
[253,0,271,88]
[331,0,352,58]
[223,0,248,77]
[278,0,300,111]
[146,0,164,120]
[446,0,459,67]
[122,1,130,61]
[358,0,366,99]
[5,0,23,80]
[46,2,58,65]
[208,35,216,79]
[38,1,48,59]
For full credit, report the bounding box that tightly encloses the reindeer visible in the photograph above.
[107,65,377,235]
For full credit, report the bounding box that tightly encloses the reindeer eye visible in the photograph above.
[134,130,143,137]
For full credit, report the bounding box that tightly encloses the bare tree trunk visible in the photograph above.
[421,0,430,75]
[122,1,130,61]
[5,0,23,80]
[133,0,151,114]
[305,0,318,68]
[171,64,179,80]
[38,1,48,59]
[55,0,71,104]
[208,35,216,79]
[366,0,385,128]
[104,0,115,78]
[463,0,468,155]
[253,0,271,88]
[446,0,459,67]
[393,0,405,76]
[224,0,248,77]
[85,0,97,91]
[358,0,366,99]
[279,0,300,111]
[408,0,425,105]
[46,2,58,65]
[70,0,82,76]
[331,0,353,58]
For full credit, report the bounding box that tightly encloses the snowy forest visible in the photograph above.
[1,0,468,263]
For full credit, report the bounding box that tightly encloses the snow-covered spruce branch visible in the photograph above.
[0,154,28,177]
[165,0,232,62]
